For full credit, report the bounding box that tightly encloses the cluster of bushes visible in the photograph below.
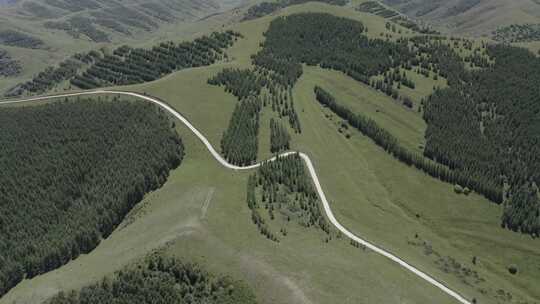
[208,68,265,99]
[493,23,540,43]
[73,49,103,64]
[502,183,539,235]
[246,154,331,241]
[369,67,416,99]
[259,82,301,134]
[221,97,261,166]
[0,30,44,49]
[314,86,502,203]
[71,31,240,89]
[406,36,471,86]
[243,0,348,21]
[0,49,21,77]
[270,118,291,153]
[247,175,279,241]
[0,97,184,297]
[464,53,491,68]
[48,255,257,304]
[384,69,415,86]
[5,57,83,97]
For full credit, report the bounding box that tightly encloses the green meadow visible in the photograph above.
[1,3,539,304]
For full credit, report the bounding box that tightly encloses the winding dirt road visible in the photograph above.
[0,90,472,304]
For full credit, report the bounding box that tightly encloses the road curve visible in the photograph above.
[0,90,472,304]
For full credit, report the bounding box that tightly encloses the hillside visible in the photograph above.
[0,0,242,43]
[380,0,540,38]
[1,2,540,304]
[0,98,184,297]
[0,0,251,95]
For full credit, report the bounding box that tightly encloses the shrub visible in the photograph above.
[403,97,414,108]
[508,264,518,275]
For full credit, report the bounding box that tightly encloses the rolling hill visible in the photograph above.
[381,0,540,37]
[0,0,245,42]
[0,0,251,95]
[1,2,540,304]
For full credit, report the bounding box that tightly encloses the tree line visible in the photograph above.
[270,118,291,153]
[314,86,503,203]
[250,13,451,110]
[493,23,540,43]
[48,255,257,304]
[423,44,540,235]
[220,96,261,166]
[252,13,415,88]
[0,29,44,49]
[208,68,265,100]
[6,31,241,97]
[0,49,21,77]
[0,97,184,296]
[246,154,331,242]
[264,85,302,134]
[251,13,492,111]
[208,61,302,160]
[253,12,540,236]
[5,57,83,97]
[243,0,348,21]
[72,31,241,89]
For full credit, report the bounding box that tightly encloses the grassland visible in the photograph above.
[2,2,540,304]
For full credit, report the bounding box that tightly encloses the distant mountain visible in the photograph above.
[0,0,17,6]
[382,0,540,36]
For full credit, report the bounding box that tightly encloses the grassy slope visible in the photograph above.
[2,2,540,304]
[113,4,540,303]
[0,96,456,304]
[292,69,540,304]
[303,66,428,151]
[0,0,252,95]
[355,0,540,54]
[379,0,540,37]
